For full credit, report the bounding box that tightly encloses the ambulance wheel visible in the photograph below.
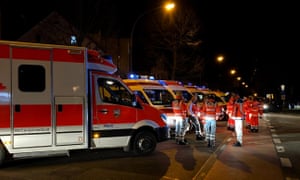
[132,131,156,156]
[0,145,5,166]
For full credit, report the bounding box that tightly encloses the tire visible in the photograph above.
[0,145,6,166]
[132,131,157,156]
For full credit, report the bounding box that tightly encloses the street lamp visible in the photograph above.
[129,2,175,72]
[216,55,224,63]
[230,69,236,75]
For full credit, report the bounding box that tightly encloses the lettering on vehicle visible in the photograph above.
[104,124,114,128]
[14,127,50,133]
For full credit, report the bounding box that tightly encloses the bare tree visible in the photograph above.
[144,2,203,82]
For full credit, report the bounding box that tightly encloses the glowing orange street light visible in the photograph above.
[217,55,224,63]
[230,69,236,75]
[164,2,175,11]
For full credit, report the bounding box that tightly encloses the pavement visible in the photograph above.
[194,117,284,180]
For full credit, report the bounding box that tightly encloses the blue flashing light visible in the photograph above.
[177,81,183,85]
[128,73,155,80]
[157,80,166,86]
[128,73,139,79]
[149,76,155,80]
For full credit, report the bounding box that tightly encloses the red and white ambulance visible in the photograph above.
[0,40,168,165]
[123,78,177,138]
[158,80,193,103]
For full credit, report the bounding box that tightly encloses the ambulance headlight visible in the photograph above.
[160,113,168,124]
[263,104,269,110]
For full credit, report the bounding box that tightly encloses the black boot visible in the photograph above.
[196,135,205,140]
[207,140,211,147]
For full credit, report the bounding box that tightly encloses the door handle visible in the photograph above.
[100,109,108,114]
[15,104,21,112]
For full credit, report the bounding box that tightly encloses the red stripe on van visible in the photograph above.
[0,44,10,59]
[0,105,10,128]
[13,105,51,127]
[12,47,51,61]
[56,104,83,126]
[53,48,84,63]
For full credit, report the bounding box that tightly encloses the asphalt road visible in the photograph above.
[0,121,231,180]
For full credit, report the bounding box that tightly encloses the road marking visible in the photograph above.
[280,157,292,167]
[273,138,281,144]
[272,133,278,137]
[193,135,231,180]
[276,145,285,153]
[270,129,276,132]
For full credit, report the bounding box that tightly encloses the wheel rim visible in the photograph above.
[138,137,154,152]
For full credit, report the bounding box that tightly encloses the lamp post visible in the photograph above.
[129,2,175,72]
[216,55,224,63]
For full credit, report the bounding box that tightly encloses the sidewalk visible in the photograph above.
[196,118,284,180]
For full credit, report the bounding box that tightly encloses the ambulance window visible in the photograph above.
[134,91,148,104]
[173,90,192,102]
[144,89,172,106]
[98,78,132,106]
[18,65,45,92]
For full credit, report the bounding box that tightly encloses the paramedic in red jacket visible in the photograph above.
[232,94,245,147]
[172,93,189,145]
[226,95,235,132]
[243,96,251,129]
[249,98,260,132]
[202,94,220,148]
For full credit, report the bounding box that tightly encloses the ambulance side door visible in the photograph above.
[11,46,52,148]
[92,73,138,129]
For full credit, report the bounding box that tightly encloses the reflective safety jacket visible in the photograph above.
[203,101,218,120]
[172,99,187,118]
[232,99,245,120]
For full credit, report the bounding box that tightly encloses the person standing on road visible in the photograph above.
[172,93,189,145]
[232,94,245,147]
[248,97,260,132]
[226,94,235,130]
[187,94,205,140]
[243,96,251,129]
[257,98,264,119]
[194,98,206,137]
[202,94,219,148]
[226,95,236,137]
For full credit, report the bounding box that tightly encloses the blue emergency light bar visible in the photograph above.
[128,73,155,80]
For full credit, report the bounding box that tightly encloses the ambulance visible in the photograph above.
[184,85,210,101]
[185,85,228,121]
[0,40,168,166]
[157,80,194,134]
[123,78,177,138]
[158,80,193,103]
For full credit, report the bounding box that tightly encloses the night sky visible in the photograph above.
[1,0,299,99]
